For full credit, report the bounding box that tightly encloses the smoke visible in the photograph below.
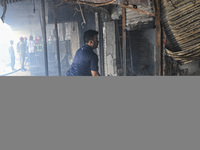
[0,20,19,68]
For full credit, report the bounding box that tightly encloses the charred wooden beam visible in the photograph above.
[122,6,126,76]
[154,0,163,76]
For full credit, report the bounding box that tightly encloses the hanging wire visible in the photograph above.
[33,0,36,13]
[62,0,117,7]
[80,0,116,6]
[78,3,86,26]
[55,0,64,7]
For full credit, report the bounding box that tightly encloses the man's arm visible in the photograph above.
[91,70,100,76]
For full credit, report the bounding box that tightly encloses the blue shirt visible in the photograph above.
[66,44,99,76]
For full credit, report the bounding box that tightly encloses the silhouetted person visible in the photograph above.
[24,37,28,65]
[8,40,16,71]
[27,35,35,67]
[35,36,43,66]
[47,35,56,62]
[19,37,27,71]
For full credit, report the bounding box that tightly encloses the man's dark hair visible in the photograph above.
[83,30,98,44]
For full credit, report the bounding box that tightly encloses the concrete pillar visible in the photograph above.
[103,21,117,76]
[95,13,101,71]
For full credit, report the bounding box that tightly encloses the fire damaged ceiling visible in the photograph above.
[1,0,200,64]
[1,0,155,26]
[0,0,26,22]
[61,0,155,29]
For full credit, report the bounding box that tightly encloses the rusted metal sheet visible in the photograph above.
[129,0,149,6]
[120,4,154,16]
[125,0,154,30]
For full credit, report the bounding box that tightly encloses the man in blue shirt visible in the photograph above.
[66,30,100,76]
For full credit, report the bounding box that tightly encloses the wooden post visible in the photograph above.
[128,32,133,75]
[41,0,49,76]
[53,0,61,76]
[163,29,166,76]
[154,0,163,76]
[122,7,126,76]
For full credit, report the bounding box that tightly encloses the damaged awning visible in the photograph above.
[161,0,200,64]
[0,0,26,22]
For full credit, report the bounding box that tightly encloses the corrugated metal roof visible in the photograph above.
[126,0,154,30]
